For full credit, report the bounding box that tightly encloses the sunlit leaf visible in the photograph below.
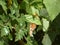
[25,15,41,25]
[42,18,49,32]
[1,26,9,37]
[43,0,60,21]
[42,34,52,45]
[31,6,39,16]
[0,0,7,14]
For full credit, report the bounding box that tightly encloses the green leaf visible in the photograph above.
[25,36,38,45]
[9,14,16,20]
[1,26,9,37]
[42,34,52,45]
[0,0,7,14]
[25,36,33,45]
[40,8,49,18]
[0,41,4,45]
[6,21,12,30]
[15,31,22,41]
[0,20,3,27]
[34,0,42,2]
[15,28,27,41]
[25,15,41,25]
[43,0,60,21]
[42,18,49,32]
[8,33,13,40]
[31,6,39,16]
[13,0,18,9]
[10,7,15,15]
[0,15,9,22]
[0,37,9,45]
[30,0,42,5]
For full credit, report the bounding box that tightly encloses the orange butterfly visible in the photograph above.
[29,23,36,37]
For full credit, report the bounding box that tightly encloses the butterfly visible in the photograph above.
[29,23,36,37]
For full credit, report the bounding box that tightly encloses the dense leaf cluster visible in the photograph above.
[0,0,60,45]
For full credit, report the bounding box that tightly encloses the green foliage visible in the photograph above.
[25,15,41,25]
[0,41,4,45]
[1,26,9,37]
[42,34,52,45]
[0,0,7,14]
[0,0,60,45]
[42,18,49,32]
[43,0,60,21]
